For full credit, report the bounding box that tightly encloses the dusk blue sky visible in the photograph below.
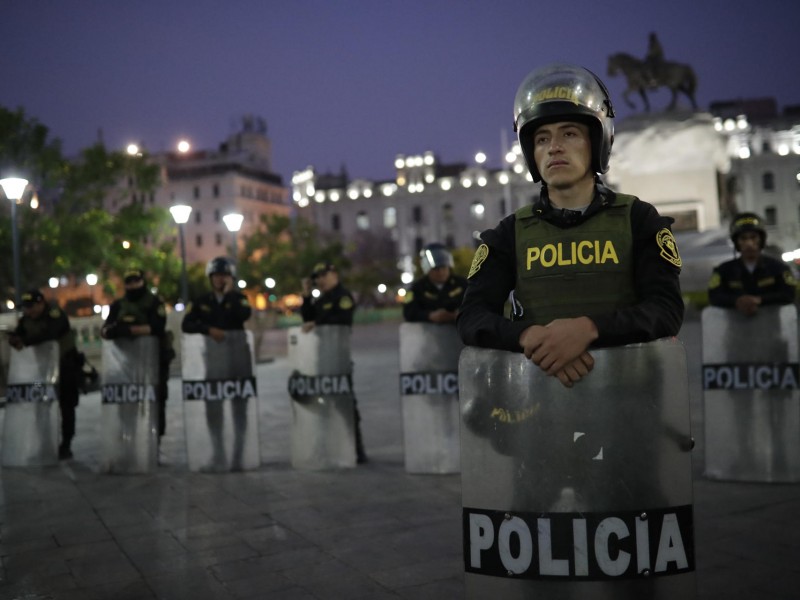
[2,1,798,182]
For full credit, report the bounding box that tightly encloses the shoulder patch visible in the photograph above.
[241,297,250,307]
[157,304,167,317]
[49,308,61,318]
[339,296,353,310]
[404,291,414,304]
[656,228,682,268]
[708,272,721,290]
[468,244,489,279]
[784,270,797,287]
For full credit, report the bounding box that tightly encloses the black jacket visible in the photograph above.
[182,291,252,334]
[457,184,684,352]
[403,274,467,323]
[707,255,796,308]
[301,283,355,326]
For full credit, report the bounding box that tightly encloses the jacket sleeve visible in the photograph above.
[588,200,684,346]
[227,292,252,325]
[456,217,529,352]
[181,300,209,335]
[707,264,738,308]
[403,281,430,323]
[300,295,315,323]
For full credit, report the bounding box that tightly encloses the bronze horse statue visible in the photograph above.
[607,52,698,112]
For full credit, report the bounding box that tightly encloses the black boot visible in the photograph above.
[58,441,73,460]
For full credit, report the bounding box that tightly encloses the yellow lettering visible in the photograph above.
[578,240,593,264]
[558,242,572,266]
[600,241,619,264]
[541,245,557,267]
[527,247,539,270]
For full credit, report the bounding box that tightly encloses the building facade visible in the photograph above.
[114,116,290,268]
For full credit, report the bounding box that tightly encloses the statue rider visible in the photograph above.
[645,32,664,86]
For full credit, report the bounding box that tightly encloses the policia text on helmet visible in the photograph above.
[513,63,615,184]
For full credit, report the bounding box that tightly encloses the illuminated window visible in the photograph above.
[356,211,370,230]
[384,207,396,228]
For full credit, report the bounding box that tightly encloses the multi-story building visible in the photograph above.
[291,101,800,292]
[115,115,290,267]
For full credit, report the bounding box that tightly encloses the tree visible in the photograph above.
[0,105,178,306]
[238,214,347,298]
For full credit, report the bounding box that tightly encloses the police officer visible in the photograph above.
[457,63,684,388]
[300,262,367,463]
[182,257,252,470]
[101,268,174,439]
[182,257,252,338]
[9,289,82,459]
[708,212,796,315]
[403,243,467,324]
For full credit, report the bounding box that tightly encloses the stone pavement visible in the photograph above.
[0,318,799,599]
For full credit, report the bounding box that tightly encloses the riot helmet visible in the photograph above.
[206,256,236,278]
[420,243,454,275]
[513,63,615,182]
[729,212,766,250]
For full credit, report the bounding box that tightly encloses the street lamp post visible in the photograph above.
[169,204,193,304]
[0,177,29,308]
[222,212,244,261]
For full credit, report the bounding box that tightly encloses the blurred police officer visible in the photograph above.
[403,243,467,324]
[182,257,252,338]
[708,212,796,315]
[300,262,366,463]
[101,268,174,439]
[457,63,684,387]
[9,289,82,459]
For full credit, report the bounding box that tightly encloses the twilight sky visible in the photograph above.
[2,1,798,183]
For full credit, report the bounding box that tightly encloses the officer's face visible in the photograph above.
[736,231,762,260]
[428,266,450,285]
[315,270,338,293]
[22,299,45,319]
[210,272,231,293]
[532,121,593,189]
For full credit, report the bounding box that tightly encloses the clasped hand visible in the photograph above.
[518,317,598,388]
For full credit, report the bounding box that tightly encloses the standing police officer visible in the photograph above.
[101,268,174,440]
[182,257,252,470]
[708,212,796,315]
[457,63,684,387]
[300,262,367,463]
[182,257,252,338]
[9,289,82,459]
[403,243,467,324]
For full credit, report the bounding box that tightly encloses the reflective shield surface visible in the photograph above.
[459,338,695,599]
[702,305,800,482]
[181,331,259,472]
[287,325,355,469]
[399,322,462,473]
[100,337,159,473]
[2,341,60,466]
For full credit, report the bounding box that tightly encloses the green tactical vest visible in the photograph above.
[19,308,76,358]
[514,196,637,325]
[117,292,158,325]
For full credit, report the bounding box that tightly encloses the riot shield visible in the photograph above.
[459,338,695,599]
[287,325,356,470]
[100,336,159,473]
[399,322,462,473]
[181,330,259,472]
[701,305,800,482]
[2,341,60,467]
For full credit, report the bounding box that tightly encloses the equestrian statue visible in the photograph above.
[607,32,698,112]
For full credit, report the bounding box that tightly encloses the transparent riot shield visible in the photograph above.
[399,322,462,473]
[701,305,800,482]
[100,336,159,474]
[459,339,695,599]
[287,325,355,470]
[2,341,60,467]
[181,330,259,472]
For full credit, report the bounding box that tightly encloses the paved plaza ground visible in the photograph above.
[0,317,799,599]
